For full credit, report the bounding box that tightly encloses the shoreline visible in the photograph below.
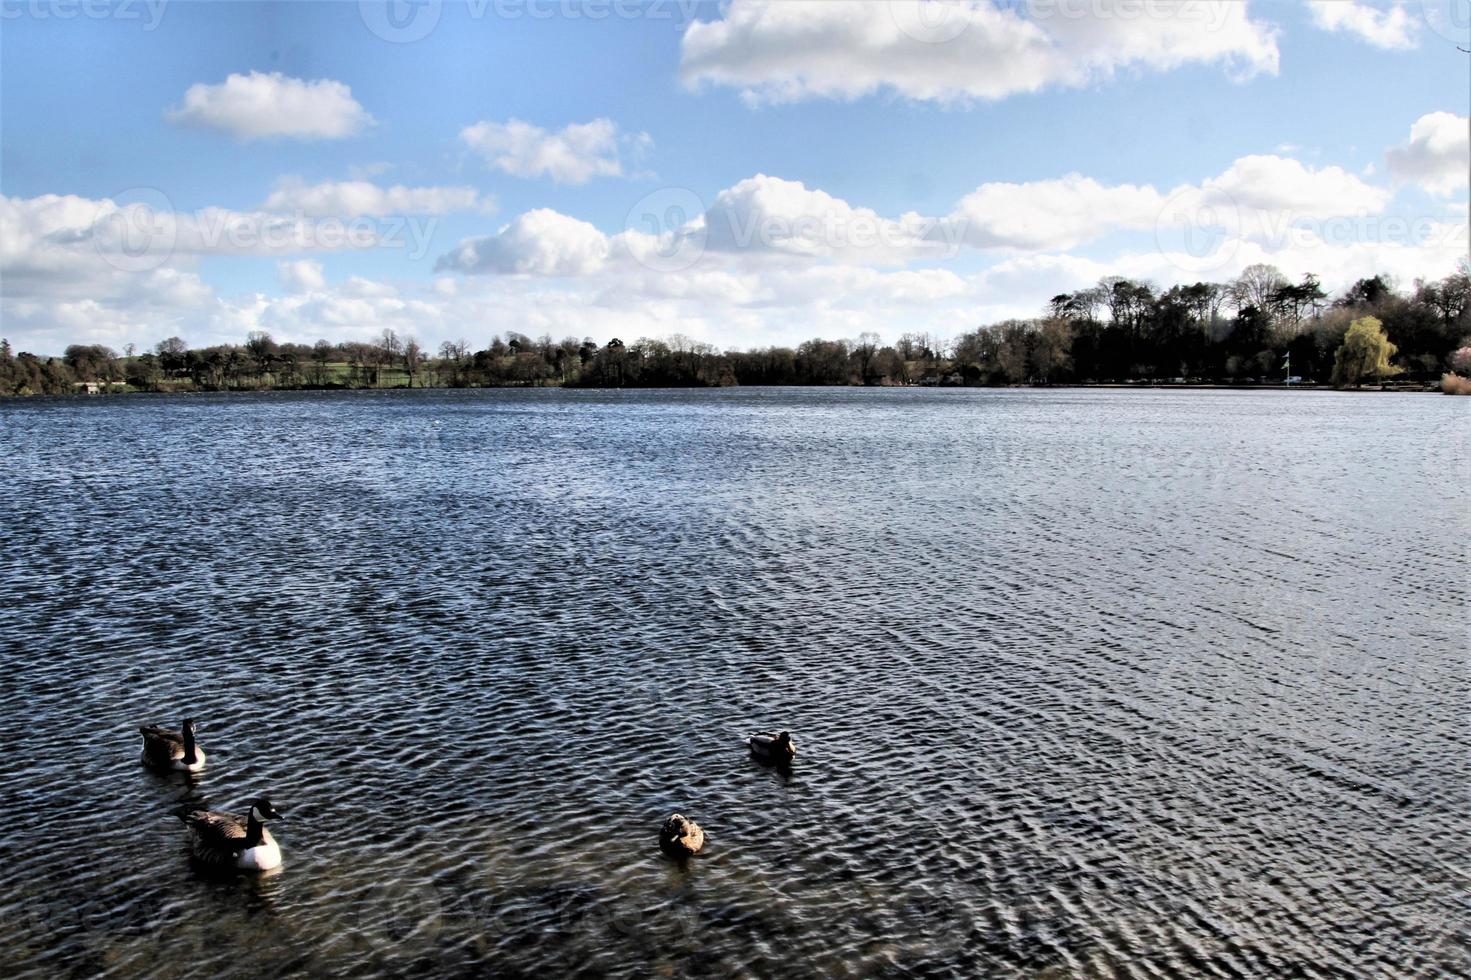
[2,381,1449,400]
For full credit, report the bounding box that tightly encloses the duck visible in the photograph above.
[659,813,705,858]
[176,797,283,871]
[139,718,206,772]
[748,730,796,765]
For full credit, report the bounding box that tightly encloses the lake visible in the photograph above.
[0,387,1465,978]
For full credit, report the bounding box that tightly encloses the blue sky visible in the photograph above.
[2,0,1467,354]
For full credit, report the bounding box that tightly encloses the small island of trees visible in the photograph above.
[3,262,1468,397]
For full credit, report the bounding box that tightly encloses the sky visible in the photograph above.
[1,0,1468,355]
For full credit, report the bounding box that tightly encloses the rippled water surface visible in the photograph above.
[0,387,1466,979]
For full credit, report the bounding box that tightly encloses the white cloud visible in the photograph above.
[434,148,1409,285]
[680,0,1279,104]
[1385,111,1471,196]
[263,178,492,217]
[11,205,1465,356]
[167,71,375,141]
[8,132,1461,356]
[0,194,218,352]
[0,191,424,354]
[1305,0,1417,50]
[970,219,1468,323]
[1,194,207,297]
[436,209,611,276]
[278,259,325,293]
[941,156,1392,254]
[459,118,646,184]
[222,204,1469,353]
[697,174,949,262]
[1202,154,1392,214]
[944,174,1166,251]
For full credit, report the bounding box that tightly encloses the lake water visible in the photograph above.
[0,387,1465,979]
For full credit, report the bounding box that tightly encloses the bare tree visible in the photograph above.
[854,331,881,383]
[1227,263,1288,314]
[403,338,422,387]
[245,330,277,382]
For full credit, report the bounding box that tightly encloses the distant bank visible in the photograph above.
[14,377,1457,398]
[4,266,1468,397]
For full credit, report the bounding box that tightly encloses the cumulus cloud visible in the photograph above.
[435,209,611,276]
[263,178,491,217]
[680,0,1278,104]
[1202,154,1392,214]
[1385,111,1471,196]
[0,194,218,352]
[167,71,375,141]
[943,175,1166,251]
[698,174,954,262]
[459,118,647,184]
[199,202,1467,355]
[8,129,1461,356]
[278,259,325,293]
[0,191,429,353]
[938,157,1391,254]
[1305,0,1417,50]
[434,147,1410,285]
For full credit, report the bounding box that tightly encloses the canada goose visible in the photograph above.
[748,730,796,765]
[139,718,206,772]
[659,813,705,857]
[176,797,283,871]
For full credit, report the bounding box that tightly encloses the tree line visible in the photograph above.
[2,262,1467,397]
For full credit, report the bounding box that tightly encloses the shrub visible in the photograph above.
[1440,373,1471,395]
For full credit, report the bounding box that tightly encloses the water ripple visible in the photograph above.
[0,387,1465,978]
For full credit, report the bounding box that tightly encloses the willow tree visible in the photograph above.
[1331,316,1402,387]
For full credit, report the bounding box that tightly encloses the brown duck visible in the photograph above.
[659,813,705,857]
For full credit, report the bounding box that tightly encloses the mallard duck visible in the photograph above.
[176,797,283,870]
[139,718,206,772]
[748,730,796,765]
[659,813,704,857]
